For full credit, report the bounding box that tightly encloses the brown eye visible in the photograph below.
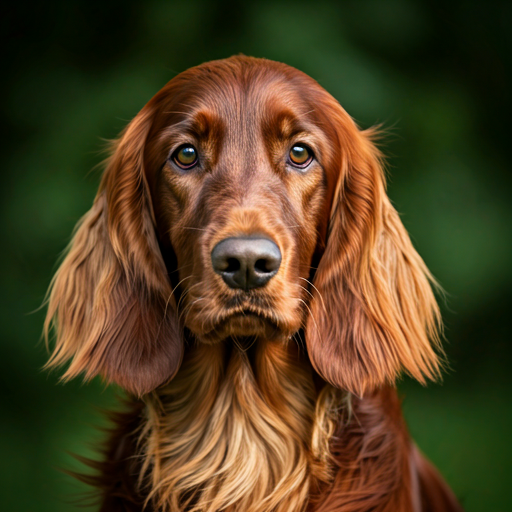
[172,144,198,169]
[289,144,313,168]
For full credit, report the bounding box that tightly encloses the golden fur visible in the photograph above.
[140,342,343,512]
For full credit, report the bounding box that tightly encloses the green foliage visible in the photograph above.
[1,1,510,510]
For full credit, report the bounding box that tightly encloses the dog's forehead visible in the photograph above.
[162,59,321,132]
[148,58,338,173]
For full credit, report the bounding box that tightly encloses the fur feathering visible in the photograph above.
[139,341,344,512]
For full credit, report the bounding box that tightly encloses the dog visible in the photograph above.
[45,56,463,511]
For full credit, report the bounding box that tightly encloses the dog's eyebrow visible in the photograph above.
[263,108,312,142]
[160,110,224,141]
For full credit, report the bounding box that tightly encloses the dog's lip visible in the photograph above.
[230,309,265,318]
[207,307,281,332]
[221,307,275,322]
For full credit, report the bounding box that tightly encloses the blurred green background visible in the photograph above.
[1,1,511,511]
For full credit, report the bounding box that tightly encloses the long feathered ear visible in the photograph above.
[306,110,443,397]
[44,105,183,396]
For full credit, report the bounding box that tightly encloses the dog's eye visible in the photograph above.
[288,144,313,169]
[172,144,198,169]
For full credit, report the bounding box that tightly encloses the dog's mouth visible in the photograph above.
[202,307,283,342]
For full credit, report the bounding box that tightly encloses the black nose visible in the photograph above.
[211,237,282,290]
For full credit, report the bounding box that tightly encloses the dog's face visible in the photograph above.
[45,56,442,397]
[146,65,334,342]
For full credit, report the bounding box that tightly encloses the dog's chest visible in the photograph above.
[140,343,335,512]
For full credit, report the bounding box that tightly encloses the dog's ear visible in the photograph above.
[44,104,183,396]
[306,107,443,397]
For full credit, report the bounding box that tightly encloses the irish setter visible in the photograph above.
[45,56,463,512]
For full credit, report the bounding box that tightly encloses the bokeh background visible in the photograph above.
[1,1,511,511]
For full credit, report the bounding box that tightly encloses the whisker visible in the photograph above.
[295,108,315,118]
[179,227,209,232]
[162,111,191,115]
[182,281,204,295]
[232,334,243,352]
[171,262,195,275]
[291,332,306,352]
[201,303,220,334]
[171,275,195,299]
[244,335,258,351]
[298,277,327,315]
[179,296,205,325]
[176,287,190,312]
[153,276,196,341]
[297,297,321,341]
[297,283,314,300]
[171,276,200,314]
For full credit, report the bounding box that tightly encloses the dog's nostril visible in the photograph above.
[226,258,241,272]
[254,258,269,273]
[211,237,282,290]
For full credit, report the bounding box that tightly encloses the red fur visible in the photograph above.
[45,56,463,511]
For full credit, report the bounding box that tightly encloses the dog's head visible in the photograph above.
[45,56,442,397]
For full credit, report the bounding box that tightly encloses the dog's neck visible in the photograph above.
[140,339,343,512]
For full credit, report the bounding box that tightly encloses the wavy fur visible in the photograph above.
[44,56,462,512]
[139,342,342,512]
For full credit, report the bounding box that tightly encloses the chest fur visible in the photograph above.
[139,341,340,512]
